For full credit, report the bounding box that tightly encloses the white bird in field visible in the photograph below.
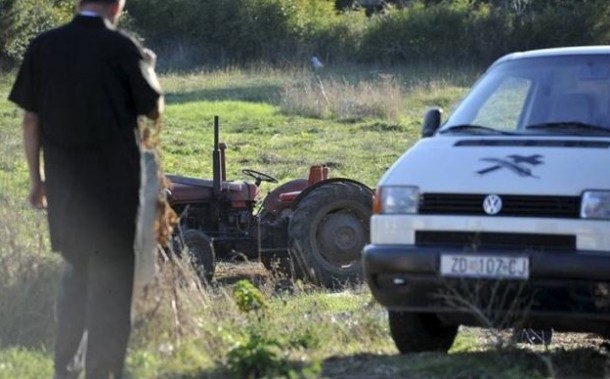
[311,55,324,70]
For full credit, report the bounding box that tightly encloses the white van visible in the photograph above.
[363,46,610,353]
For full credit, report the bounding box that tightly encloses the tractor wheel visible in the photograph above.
[181,229,216,284]
[288,181,372,288]
[389,311,459,354]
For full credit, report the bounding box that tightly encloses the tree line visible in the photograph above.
[1,0,609,71]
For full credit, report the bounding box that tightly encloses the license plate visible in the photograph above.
[440,254,529,280]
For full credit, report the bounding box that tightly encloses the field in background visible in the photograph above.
[155,63,475,185]
[1,64,609,378]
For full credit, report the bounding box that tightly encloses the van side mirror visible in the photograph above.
[421,107,443,138]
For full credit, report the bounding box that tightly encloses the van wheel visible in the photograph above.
[388,311,458,353]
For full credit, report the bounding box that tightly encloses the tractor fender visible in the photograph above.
[290,178,373,210]
[261,178,309,216]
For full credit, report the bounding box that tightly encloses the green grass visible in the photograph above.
[4,63,609,378]
[0,348,53,379]
[155,64,476,188]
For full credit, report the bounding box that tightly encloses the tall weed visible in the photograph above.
[280,73,404,121]
[0,199,60,349]
[0,105,61,349]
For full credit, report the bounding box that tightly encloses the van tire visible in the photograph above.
[389,311,458,353]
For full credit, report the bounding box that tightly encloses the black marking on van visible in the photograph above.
[477,154,544,177]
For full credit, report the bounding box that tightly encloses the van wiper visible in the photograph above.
[440,124,515,135]
[525,122,610,134]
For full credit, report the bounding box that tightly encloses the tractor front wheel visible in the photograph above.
[180,229,216,284]
[288,181,372,288]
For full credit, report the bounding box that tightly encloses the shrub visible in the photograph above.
[127,0,348,65]
[232,279,268,313]
[510,1,604,52]
[226,280,321,378]
[306,9,367,64]
[6,0,610,69]
[358,0,509,65]
[226,330,288,378]
[0,0,72,69]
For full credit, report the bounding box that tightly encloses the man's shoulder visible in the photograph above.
[28,22,71,47]
[105,27,145,55]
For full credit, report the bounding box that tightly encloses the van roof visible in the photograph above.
[493,46,610,67]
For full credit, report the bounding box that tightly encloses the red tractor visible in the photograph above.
[166,116,373,288]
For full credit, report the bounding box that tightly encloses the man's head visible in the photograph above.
[78,0,125,25]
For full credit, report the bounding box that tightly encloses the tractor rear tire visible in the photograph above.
[288,181,372,288]
[389,311,459,354]
[181,229,216,284]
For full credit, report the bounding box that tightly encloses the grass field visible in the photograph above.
[1,64,609,378]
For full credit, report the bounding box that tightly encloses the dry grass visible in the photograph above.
[0,199,60,349]
[130,249,230,372]
[279,73,405,121]
[435,278,532,350]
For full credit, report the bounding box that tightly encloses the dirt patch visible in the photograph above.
[213,261,269,284]
[320,329,610,378]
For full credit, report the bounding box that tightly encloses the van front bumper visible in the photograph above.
[363,244,610,333]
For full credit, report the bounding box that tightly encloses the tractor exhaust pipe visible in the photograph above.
[213,116,221,195]
[219,142,227,181]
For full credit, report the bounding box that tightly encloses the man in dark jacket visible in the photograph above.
[8,0,163,377]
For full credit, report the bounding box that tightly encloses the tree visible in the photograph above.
[0,0,72,70]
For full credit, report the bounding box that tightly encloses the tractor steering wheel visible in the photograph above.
[242,169,279,186]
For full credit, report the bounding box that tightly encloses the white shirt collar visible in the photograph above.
[79,10,101,17]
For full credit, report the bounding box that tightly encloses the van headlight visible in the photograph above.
[374,186,420,214]
[581,191,610,219]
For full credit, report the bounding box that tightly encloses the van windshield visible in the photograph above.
[441,55,610,136]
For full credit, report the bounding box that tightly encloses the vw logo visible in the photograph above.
[483,194,503,215]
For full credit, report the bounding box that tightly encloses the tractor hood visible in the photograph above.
[167,175,258,205]
[380,136,610,196]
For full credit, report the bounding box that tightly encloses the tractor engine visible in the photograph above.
[168,177,259,238]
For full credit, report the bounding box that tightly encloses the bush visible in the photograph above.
[359,1,509,65]
[0,0,72,70]
[226,330,289,378]
[306,9,367,64]
[226,279,321,378]
[5,0,610,69]
[232,279,268,313]
[123,0,202,42]
[127,0,348,65]
[510,1,604,52]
